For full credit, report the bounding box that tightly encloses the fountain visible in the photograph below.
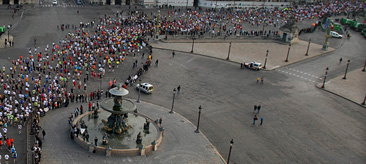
[73,84,162,155]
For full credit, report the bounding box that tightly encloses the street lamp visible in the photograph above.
[343,60,350,79]
[285,43,291,62]
[190,37,195,53]
[321,67,329,88]
[226,42,232,60]
[195,105,202,133]
[362,59,365,72]
[215,0,217,10]
[227,139,234,164]
[137,79,141,103]
[169,88,177,114]
[305,39,311,56]
[7,25,11,45]
[263,50,269,69]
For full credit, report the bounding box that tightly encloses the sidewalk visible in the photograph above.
[317,68,366,107]
[151,39,365,107]
[150,39,334,70]
[39,100,225,164]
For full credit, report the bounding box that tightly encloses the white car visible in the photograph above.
[244,62,263,70]
[136,83,154,94]
[52,0,58,5]
[330,31,343,38]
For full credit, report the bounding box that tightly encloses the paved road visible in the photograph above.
[0,5,365,164]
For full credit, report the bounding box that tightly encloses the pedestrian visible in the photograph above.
[260,118,264,125]
[172,51,175,57]
[5,153,9,164]
[177,85,181,94]
[254,105,257,113]
[339,57,343,64]
[260,77,264,84]
[42,130,46,140]
[85,132,89,142]
[94,136,98,146]
[257,105,261,114]
[13,151,17,163]
[257,77,260,83]
[253,115,258,125]
[159,118,162,127]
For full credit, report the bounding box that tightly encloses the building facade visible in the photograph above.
[0,0,292,8]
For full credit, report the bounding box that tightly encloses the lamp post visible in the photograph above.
[263,50,269,69]
[227,139,234,164]
[362,59,365,72]
[226,42,232,60]
[190,37,195,53]
[169,88,177,114]
[321,67,329,88]
[7,25,10,45]
[305,39,311,56]
[137,79,141,103]
[215,0,217,10]
[195,105,202,133]
[285,43,291,62]
[343,60,350,79]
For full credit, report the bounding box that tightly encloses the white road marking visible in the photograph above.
[272,65,280,69]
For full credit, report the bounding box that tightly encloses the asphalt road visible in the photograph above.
[0,5,365,164]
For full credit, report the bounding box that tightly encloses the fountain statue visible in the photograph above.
[101,84,135,134]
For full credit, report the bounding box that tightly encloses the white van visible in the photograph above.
[330,31,343,38]
[136,83,154,94]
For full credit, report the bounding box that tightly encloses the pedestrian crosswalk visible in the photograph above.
[39,4,84,7]
[277,67,323,84]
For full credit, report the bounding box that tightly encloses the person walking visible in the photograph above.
[254,105,257,113]
[260,77,264,84]
[339,58,343,64]
[159,118,163,127]
[172,51,175,57]
[257,105,261,114]
[257,77,260,83]
[42,130,46,140]
[5,153,9,164]
[253,115,258,125]
[94,136,98,146]
[177,85,181,94]
[260,118,264,125]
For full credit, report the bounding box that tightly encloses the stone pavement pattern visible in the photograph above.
[39,100,225,164]
[151,39,334,70]
[319,68,366,106]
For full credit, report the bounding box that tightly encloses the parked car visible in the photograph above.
[244,62,263,70]
[330,31,343,38]
[136,83,154,94]
[52,0,58,5]
[76,0,82,5]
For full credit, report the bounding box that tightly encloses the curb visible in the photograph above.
[315,84,366,108]
[132,99,227,164]
[151,40,336,71]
